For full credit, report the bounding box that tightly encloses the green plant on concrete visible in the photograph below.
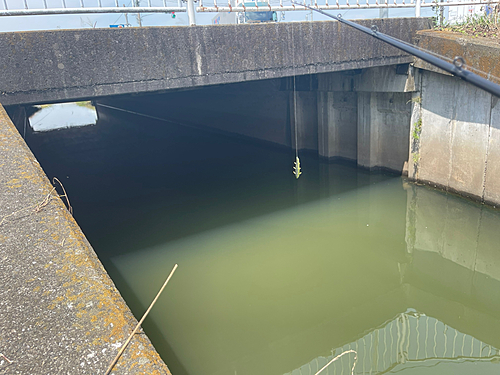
[412,118,423,141]
[412,152,420,165]
[443,3,500,38]
[407,96,422,105]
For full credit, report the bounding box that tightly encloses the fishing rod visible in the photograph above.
[290,1,500,98]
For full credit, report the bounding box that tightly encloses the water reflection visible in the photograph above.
[287,310,500,375]
[27,106,500,375]
[29,102,97,132]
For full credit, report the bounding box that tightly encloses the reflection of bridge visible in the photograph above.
[286,310,500,375]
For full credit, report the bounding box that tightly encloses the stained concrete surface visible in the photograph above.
[415,30,500,84]
[0,104,170,374]
[0,18,432,106]
[410,68,500,204]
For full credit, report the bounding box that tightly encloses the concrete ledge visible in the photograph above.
[0,104,170,374]
[0,18,431,105]
[415,30,500,83]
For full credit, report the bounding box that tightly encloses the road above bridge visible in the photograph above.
[0,18,431,106]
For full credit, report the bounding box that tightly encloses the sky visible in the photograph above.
[0,0,436,32]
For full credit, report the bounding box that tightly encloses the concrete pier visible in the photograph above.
[357,91,411,171]
[315,65,416,172]
[317,91,358,161]
[0,104,170,374]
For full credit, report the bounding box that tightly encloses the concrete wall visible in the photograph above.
[98,79,292,147]
[0,18,431,106]
[0,104,170,374]
[291,91,319,152]
[408,69,500,205]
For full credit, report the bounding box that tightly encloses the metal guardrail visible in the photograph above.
[0,0,494,23]
[0,1,185,15]
[198,0,493,12]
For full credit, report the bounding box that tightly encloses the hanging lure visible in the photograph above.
[291,28,302,180]
[293,156,302,179]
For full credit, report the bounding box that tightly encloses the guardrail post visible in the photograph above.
[187,0,197,25]
[415,0,421,17]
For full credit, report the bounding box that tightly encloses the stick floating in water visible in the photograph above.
[104,263,178,375]
[293,156,302,179]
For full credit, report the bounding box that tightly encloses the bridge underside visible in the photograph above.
[90,64,416,174]
[0,18,431,106]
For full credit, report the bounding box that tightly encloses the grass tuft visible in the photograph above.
[438,4,500,41]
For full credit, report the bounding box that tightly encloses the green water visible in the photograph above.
[29,108,500,375]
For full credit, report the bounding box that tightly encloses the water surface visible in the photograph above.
[28,106,500,375]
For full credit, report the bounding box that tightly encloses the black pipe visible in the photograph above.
[291,2,500,98]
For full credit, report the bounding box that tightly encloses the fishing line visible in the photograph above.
[291,21,302,179]
[96,103,179,123]
[294,77,298,159]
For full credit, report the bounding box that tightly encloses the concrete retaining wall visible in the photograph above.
[408,69,500,205]
[0,104,170,374]
[0,18,431,106]
[402,31,500,206]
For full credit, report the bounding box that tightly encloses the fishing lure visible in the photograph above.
[293,156,302,179]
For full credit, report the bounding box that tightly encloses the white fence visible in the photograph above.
[0,0,494,24]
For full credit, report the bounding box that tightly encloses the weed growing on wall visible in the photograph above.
[412,118,422,141]
[410,115,422,179]
[440,2,500,41]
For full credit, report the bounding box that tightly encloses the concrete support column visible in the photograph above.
[290,91,318,152]
[357,91,412,172]
[317,91,357,161]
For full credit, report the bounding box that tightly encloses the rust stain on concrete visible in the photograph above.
[415,30,500,84]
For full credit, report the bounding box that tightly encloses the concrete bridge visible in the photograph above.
[2,17,500,375]
[0,18,430,106]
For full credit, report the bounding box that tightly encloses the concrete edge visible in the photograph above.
[406,176,500,208]
[415,30,500,83]
[0,103,171,374]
